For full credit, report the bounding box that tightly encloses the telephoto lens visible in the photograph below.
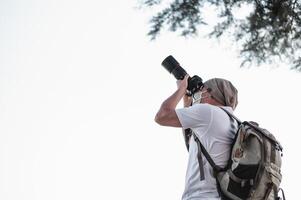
[161,55,188,80]
[161,55,203,96]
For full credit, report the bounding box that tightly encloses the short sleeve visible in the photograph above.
[175,104,212,129]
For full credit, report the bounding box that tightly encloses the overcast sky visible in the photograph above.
[0,0,300,199]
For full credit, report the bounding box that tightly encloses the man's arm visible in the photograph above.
[154,75,189,127]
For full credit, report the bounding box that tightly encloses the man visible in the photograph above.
[155,75,238,200]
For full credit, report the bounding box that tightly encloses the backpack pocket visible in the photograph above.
[217,167,258,200]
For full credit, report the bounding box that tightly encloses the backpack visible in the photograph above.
[186,107,285,200]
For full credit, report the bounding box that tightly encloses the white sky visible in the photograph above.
[0,0,300,199]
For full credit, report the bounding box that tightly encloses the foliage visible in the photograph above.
[141,0,301,70]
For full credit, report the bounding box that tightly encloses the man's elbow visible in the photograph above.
[154,109,182,127]
[154,112,164,125]
[154,110,169,126]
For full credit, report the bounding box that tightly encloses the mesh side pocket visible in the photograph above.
[233,164,259,179]
[227,178,252,199]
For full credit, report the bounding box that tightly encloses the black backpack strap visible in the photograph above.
[193,133,205,180]
[219,107,242,125]
[193,107,239,181]
[193,133,222,180]
[219,107,283,151]
[183,128,192,152]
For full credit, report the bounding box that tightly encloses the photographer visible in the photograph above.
[155,75,238,200]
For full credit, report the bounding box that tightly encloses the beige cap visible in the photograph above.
[203,78,238,110]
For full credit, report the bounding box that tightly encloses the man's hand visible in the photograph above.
[176,75,189,93]
[176,75,192,107]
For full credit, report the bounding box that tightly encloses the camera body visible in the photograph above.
[161,55,203,96]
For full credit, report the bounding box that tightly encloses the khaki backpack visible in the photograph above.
[189,107,285,200]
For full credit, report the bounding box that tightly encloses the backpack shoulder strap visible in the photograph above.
[219,106,242,125]
[219,107,283,150]
[193,132,222,180]
[193,107,240,180]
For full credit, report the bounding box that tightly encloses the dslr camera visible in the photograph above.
[161,55,203,96]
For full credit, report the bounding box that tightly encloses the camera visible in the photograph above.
[161,55,203,96]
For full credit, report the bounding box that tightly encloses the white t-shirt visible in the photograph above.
[175,103,238,200]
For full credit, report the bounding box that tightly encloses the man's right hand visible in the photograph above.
[176,75,189,93]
